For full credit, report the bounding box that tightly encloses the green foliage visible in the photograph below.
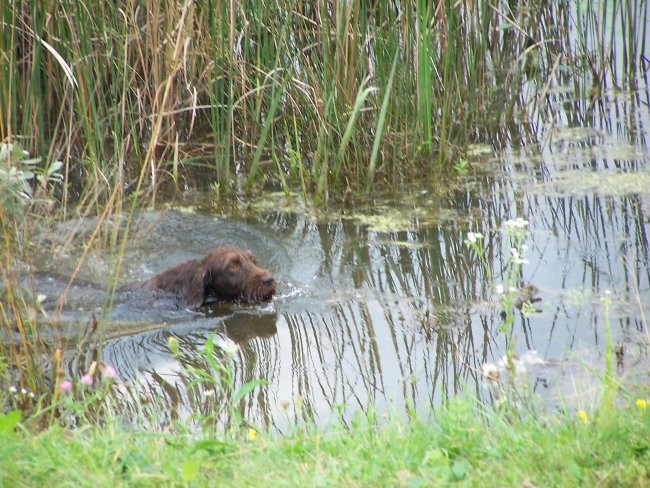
[175,333,269,435]
[0,143,38,219]
[453,158,470,175]
[0,394,648,486]
[0,142,65,409]
[0,410,21,435]
[0,142,63,221]
[2,1,644,203]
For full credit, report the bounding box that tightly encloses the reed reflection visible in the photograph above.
[54,76,650,431]
[257,156,648,427]
[65,311,279,430]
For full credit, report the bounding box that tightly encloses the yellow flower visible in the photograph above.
[247,428,258,441]
[635,399,648,413]
[578,410,589,425]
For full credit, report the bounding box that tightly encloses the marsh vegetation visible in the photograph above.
[1,1,649,484]
[3,0,647,203]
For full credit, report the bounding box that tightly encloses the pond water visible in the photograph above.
[27,88,650,433]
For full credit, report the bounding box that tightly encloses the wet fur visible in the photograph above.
[137,246,277,309]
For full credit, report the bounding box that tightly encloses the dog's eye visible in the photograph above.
[246,251,258,265]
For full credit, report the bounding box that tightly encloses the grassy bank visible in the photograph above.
[1,394,649,487]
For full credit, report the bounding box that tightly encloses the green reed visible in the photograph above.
[4,1,646,206]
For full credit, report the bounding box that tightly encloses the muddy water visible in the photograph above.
[30,111,650,434]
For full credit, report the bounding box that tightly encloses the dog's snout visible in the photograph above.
[262,274,276,285]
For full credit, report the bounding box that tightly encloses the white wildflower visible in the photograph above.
[220,338,239,356]
[519,350,545,366]
[514,217,529,227]
[503,217,529,228]
[481,363,500,381]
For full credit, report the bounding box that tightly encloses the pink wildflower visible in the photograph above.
[80,374,94,387]
[60,380,73,393]
[101,364,117,379]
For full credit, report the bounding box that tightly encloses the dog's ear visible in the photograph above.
[186,265,209,309]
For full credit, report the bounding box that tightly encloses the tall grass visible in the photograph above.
[2,1,646,207]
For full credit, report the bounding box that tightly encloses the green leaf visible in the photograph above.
[47,160,64,176]
[246,77,289,186]
[9,143,29,163]
[333,77,376,178]
[21,158,41,166]
[181,459,200,482]
[367,50,399,191]
[450,458,470,480]
[0,410,21,435]
[232,379,268,405]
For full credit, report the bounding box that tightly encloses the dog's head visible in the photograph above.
[187,246,277,309]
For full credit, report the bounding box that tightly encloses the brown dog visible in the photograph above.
[138,246,277,309]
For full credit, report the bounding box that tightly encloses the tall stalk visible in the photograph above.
[416,0,433,153]
[0,0,646,202]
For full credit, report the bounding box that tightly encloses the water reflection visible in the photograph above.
[54,164,648,432]
[31,81,650,433]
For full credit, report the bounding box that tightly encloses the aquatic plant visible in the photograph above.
[171,333,269,437]
[465,217,544,413]
[1,1,647,204]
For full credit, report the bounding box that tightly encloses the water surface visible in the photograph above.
[28,83,650,433]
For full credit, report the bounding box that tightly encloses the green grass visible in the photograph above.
[1,395,649,487]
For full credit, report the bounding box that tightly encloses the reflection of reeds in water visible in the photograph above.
[267,224,492,426]
[63,312,280,433]
[250,165,649,425]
